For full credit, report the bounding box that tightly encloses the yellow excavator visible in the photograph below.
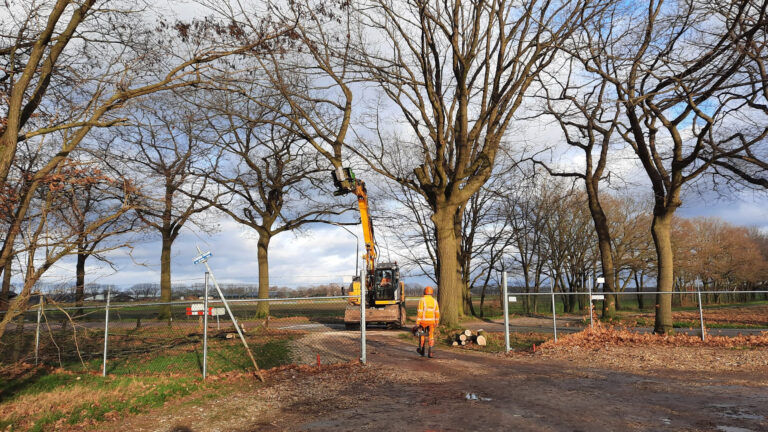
[332,167,406,329]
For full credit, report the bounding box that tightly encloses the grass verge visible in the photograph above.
[0,365,208,431]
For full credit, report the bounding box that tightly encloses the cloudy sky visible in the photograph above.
[27,180,764,292]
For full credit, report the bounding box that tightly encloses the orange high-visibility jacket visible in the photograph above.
[417,295,440,327]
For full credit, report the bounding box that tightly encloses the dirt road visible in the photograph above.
[106,331,768,432]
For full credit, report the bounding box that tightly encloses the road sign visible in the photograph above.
[591,294,605,300]
[508,296,517,302]
[193,251,212,264]
[596,277,605,284]
[187,305,227,316]
[186,305,206,316]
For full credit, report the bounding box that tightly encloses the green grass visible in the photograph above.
[98,337,293,376]
[0,332,295,430]
[0,364,208,431]
[672,321,767,330]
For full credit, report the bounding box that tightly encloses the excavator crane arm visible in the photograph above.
[332,168,376,274]
[333,167,407,328]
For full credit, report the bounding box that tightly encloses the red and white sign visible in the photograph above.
[186,304,226,316]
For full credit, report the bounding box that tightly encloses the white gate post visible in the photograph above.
[360,269,367,364]
[203,272,209,379]
[697,289,705,341]
[503,272,510,353]
[102,287,111,377]
[35,298,42,365]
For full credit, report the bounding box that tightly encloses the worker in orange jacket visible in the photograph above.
[415,286,440,358]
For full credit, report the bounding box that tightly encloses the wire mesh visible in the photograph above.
[205,297,358,374]
[0,309,38,364]
[1,296,361,377]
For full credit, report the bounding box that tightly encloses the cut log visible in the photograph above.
[458,334,467,342]
[476,335,487,346]
[226,333,237,339]
[452,341,459,347]
[476,329,485,337]
[464,329,473,337]
[460,340,467,345]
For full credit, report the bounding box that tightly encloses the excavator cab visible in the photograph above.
[344,263,407,328]
[370,264,399,306]
[345,264,402,307]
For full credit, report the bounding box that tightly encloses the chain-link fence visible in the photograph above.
[0,295,364,377]
[496,272,768,351]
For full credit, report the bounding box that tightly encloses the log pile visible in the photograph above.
[450,329,487,347]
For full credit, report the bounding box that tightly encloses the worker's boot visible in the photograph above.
[417,345,425,356]
[428,346,434,358]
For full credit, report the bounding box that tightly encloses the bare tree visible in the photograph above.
[200,88,349,317]
[116,97,220,319]
[535,58,623,318]
[349,0,595,324]
[210,0,597,324]
[0,156,134,340]
[52,146,139,314]
[0,0,292,335]
[706,1,768,188]
[568,0,768,332]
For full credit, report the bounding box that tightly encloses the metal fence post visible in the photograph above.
[550,279,557,343]
[588,277,594,329]
[360,269,367,364]
[35,299,42,365]
[203,272,209,379]
[697,289,705,341]
[102,287,111,377]
[503,271,510,353]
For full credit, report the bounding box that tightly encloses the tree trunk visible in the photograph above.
[256,233,271,318]
[479,284,486,318]
[584,180,617,319]
[652,212,675,334]
[75,249,86,316]
[635,272,645,310]
[158,233,173,320]
[1,253,11,311]
[432,207,464,326]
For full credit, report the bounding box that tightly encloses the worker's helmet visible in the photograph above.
[424,286,434,295]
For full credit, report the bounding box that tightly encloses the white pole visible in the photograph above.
[102,287,111,377]
[697,289,705,341]
[196,247,264,381]
[35,299,42,365]
[587,278,594,328]
[503,271,510,353]
[551,279,557,343]
[203,272,209,379]
[360,269,367,364]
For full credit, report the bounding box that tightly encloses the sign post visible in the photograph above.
[193,246,264,382]
[203,272,209,379]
